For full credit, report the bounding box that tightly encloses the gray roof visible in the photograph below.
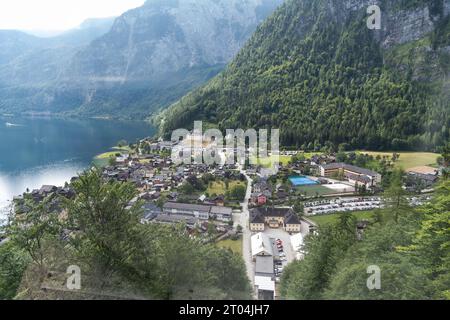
[154,214,198,225]
[40,185,57,193]
[255,256,275,276]
[321,163,379,177]
[210,206,232,216]
[252,207,294,218]
[163,202,211,213]
[284,213,301,225]
[250,209,266,224]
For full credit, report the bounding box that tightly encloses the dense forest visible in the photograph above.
[160,0,450,151]
[280,169,450,300]
[0,169,250,300]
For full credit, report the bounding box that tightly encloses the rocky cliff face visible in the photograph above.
[0,0,283,118]
[56,0,283,117]
[334,0,448,48]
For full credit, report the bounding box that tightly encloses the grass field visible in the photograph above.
[95,147,130,160]
[357,151,440,169]
[207,180,247,196]
[251,155,292,168]
[216,238,243,255]
[309,210,376,226]
[93,147,131,167]
[95,151,121,160]
[296,185,337,197]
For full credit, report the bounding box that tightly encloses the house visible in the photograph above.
[251,233,273,259]
[116,154,130,164]
[255,256,275,278]
[255,276,275,300]
[249,207,301,233]
[250,193,268,206]
[163,202,211,220]
[284,213,302,233]
[154,214,199,228]
[141,203,162,223]
[253,181,272,193]
[40,185,58,195]
[319,163,382,188]
[211,195,225,207]
[406,166,439,188]
[162,202,233,222]
[249,210,266,232]
[210,206,232,222]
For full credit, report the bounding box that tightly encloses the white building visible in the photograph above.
[251,233,273,260]
[255,276,275,300]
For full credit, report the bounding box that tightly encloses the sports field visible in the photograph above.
[296,185,337,197]
[289,176,318,186]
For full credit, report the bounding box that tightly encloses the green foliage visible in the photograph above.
[280,213,357,299]
[0,242,29,299]
[281,176,450,300]
[2,168,251,299]
[228,184,247,201]
[406,179,450,299]
[161,0,449,151]
[383,169,410,222]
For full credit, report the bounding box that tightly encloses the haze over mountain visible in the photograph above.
[161,0,450,151]
[0,0,283,118]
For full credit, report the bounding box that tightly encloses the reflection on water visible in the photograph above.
[0,161,85,218]
[0,116,155,223]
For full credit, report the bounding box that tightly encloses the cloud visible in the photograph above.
[0,0,145,31]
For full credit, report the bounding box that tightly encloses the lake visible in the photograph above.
[0,116,155,222]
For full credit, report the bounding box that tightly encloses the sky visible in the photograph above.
[0,0,146,32]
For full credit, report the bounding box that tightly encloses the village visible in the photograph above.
[10,136,444,300]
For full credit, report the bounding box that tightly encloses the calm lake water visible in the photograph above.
[0,116,155,222]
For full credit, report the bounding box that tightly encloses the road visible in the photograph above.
[233,164,255,296]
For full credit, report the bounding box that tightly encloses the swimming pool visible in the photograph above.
[289,176,319,186]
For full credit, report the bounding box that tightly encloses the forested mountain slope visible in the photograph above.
[161,0,450,151]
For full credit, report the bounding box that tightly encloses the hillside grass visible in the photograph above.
[308,210,376,226]
[206,180,247,196]
[251,155,293,168]
[357,151,440,169]
[216,238,243,256]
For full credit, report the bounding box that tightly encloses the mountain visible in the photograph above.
[0,31,41,66]
[44,17,116,47]
[0,17,115,67]
[160,0,450,151]
[0,0,283,118]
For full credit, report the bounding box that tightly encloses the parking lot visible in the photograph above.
[261,228,297,282]
[305,197,384,215]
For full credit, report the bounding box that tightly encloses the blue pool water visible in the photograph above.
[289,176,319,186]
